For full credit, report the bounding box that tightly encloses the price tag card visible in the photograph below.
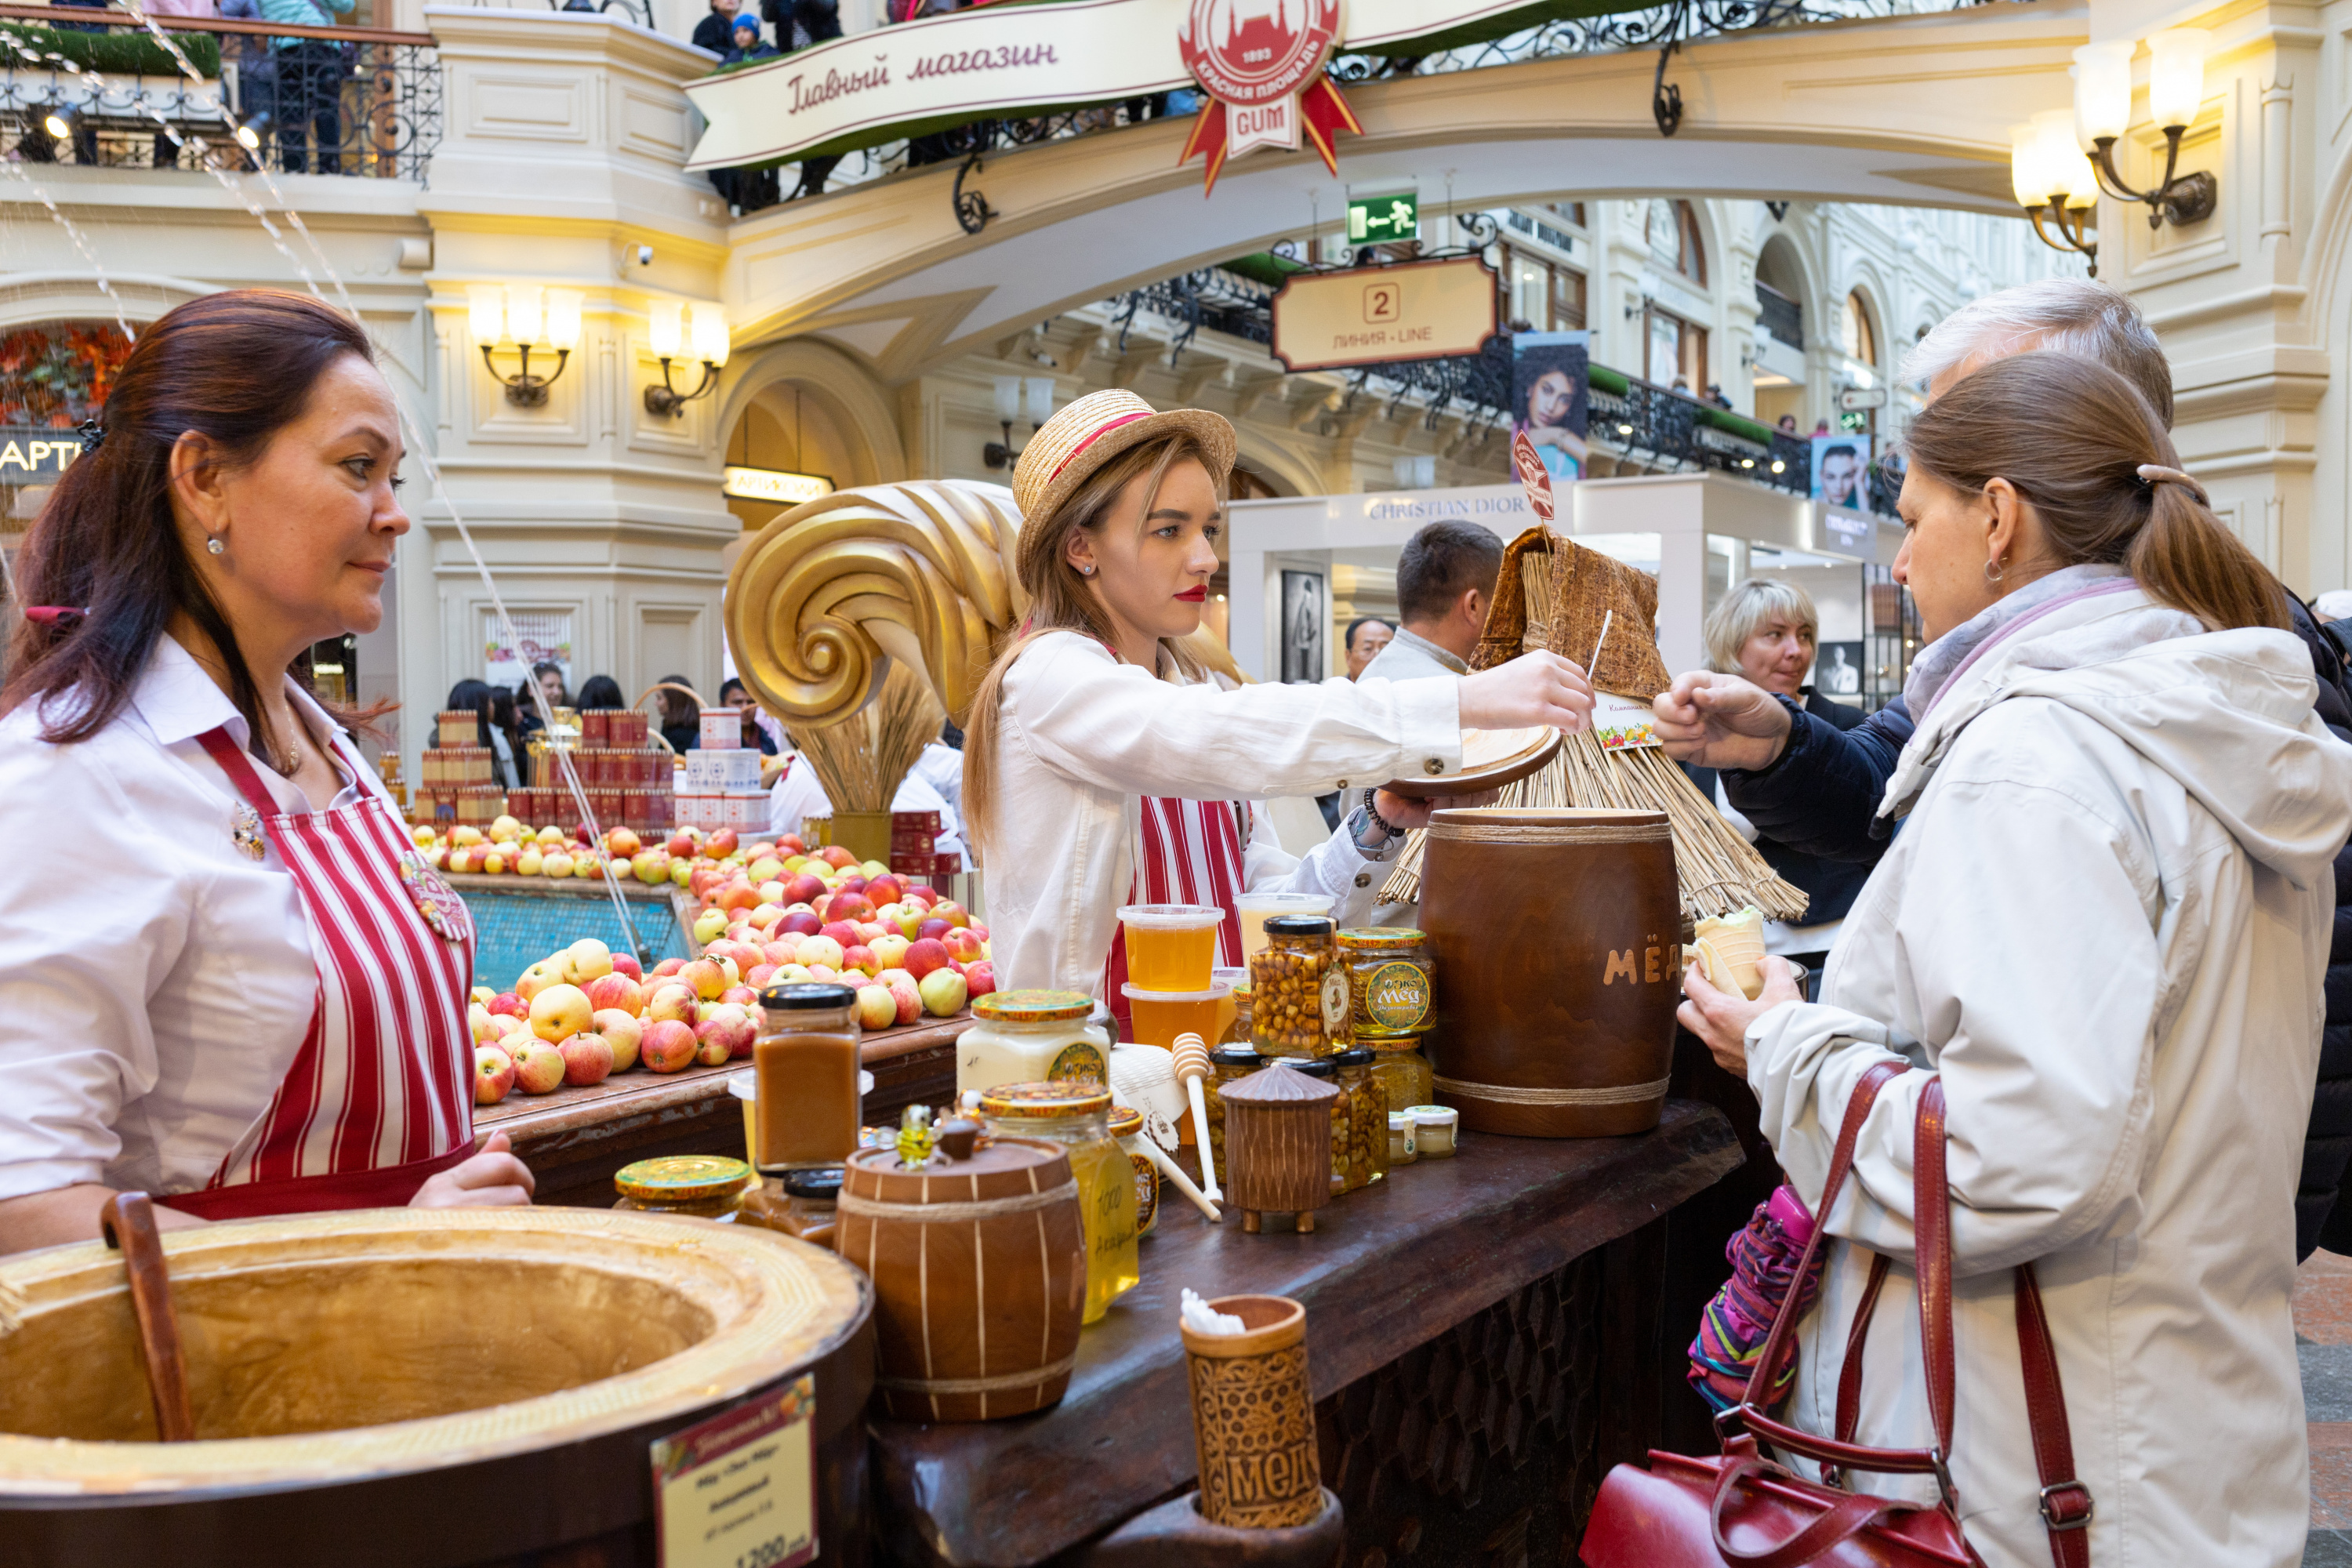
[651,1377,818,1568]
[1592,691,1661,750]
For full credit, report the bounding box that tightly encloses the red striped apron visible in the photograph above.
[162,726,479,1219]
[1102,796,1249,1037]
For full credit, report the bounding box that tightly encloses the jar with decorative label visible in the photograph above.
[1250,916,1351,1057]
[1338,927,1434,1041]
[1108,1104,1160,1238]
[957,989,1109,1098]
[1330,1050,1388,1191]
[979,1080,1139,1323]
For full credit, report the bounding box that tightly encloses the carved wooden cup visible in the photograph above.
[1180,1294,1323,1530]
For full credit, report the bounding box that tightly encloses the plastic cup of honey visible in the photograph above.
[1121,977,1233,1052]
[1232,891,1335,960]
[1116,904,1224,992]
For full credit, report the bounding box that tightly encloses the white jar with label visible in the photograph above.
[956,989,1111,1098]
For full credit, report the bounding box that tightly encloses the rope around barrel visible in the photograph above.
[835,1179,1078,1224]
[1424,820,1670,847]
[1432,1074,1671,1107]
[876,1352,1081,1396]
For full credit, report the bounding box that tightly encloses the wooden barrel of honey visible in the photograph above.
[837,1136,1086,1422]
[0,1207,872,1568]
[1419,806,1682,1138]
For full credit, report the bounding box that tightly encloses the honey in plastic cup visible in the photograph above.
[1117,903,1223,993]
[1232,892,1334,960]
[1121,978,1233,1051]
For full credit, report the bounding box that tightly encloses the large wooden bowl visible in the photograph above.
[0,1207,873,1568]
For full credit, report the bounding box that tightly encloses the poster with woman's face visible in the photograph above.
[1281,571,1325,684]
[1811,434,1872,510]
[1512,330,1590,482]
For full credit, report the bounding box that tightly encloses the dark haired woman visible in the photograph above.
[964,389,1596,998]
[575,673,626,712]
[445,676,521,789]
[0,289,532,1254]
[1679,352,2352,1566]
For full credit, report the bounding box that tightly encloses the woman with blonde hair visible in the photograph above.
[1685,577,1869,974]
[963,390,1595,1000]
[1678,351,2352,1566]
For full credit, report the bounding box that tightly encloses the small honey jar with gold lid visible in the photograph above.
[612,1154,756,1220]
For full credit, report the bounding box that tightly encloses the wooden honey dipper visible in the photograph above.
[1170,1032,1221,1203]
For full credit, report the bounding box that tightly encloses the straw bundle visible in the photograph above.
[789,662,944,813]
[1379,527,1807,927]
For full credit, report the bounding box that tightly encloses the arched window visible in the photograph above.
[1842,291,1877,367]
[1646,199,1706,286]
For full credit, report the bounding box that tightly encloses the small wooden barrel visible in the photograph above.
[1180,1294,1322,1529]
[1220,1064,1339,1234]
[837,1136,1087,1421]
[1420,806,1681,1137]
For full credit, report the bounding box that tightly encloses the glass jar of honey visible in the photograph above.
[980,1081,1139,1324]
[1282,1058,1352,1195]
[1108,1104,1159,1238]
[957,989,1107,1098]
[1330,1050,1388,1191]
[753,983,862,1171]
[1338,927,1434,1040]
[1223,974,1254,1046]
[612,1155,753,1220]
[1205,1044,1261,1182]
[1250,916,1351,1057]
[1367,1037,1434,1118]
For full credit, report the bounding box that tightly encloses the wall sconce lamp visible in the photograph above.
[468,284,583,407]
[644,299,731,418]
[2073,31,2219,229]
[2012,111,2101,274]
[984,375,1056,468]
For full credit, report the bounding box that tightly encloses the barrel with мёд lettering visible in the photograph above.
[1418,807,1682,1138]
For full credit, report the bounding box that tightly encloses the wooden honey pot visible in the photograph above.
[1218,1064,1341,1233]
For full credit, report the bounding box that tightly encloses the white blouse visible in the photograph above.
[0,636,384,1203]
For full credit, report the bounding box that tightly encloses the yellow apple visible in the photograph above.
[517,847,543,877]
[565,938,615,985]
[513,960,566,1004]
[529,982,593,1043]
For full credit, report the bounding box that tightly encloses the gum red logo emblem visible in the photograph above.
[1179,0,1341,108]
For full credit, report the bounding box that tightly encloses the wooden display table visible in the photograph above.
[479,1014,971,1207]
[867,1099,1742,1568]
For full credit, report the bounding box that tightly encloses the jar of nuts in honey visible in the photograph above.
[1250,916,1351,1058]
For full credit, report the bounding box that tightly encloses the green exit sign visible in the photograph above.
[1348,191,1418,244]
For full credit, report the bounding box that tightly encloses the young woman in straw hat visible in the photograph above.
[963,388,1597,1000]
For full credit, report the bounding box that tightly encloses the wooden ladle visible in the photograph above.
[100,1192,194,1442]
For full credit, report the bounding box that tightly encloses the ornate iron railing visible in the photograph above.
[0,5,438,181]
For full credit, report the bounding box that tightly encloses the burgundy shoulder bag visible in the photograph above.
[1580,1063,2095,1568]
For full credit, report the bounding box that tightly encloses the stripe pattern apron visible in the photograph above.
[1102,796,1248,1038]
[165,726,478,1219]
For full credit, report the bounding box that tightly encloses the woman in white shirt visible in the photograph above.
[962,389,1596,997]
[0,289,531,1255]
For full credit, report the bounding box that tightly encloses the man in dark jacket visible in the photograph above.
[691,0,741,53]
[1656,278,2352,1262]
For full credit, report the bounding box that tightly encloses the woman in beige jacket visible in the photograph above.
[1682,354,2352,1566]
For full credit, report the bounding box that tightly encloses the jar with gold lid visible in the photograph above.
[1250,916,1351,1057]
[959,989,1109,1098]
[1338,927,1433,1041]
[1107,1104,1160,1238]
[612,1154,753,1220]
[979,1080,1139,1323]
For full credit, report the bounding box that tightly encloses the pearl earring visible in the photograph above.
[1079,564,1095,577]
[205,536,224,556]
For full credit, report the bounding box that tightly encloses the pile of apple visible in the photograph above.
[467,935,765,1105]
[688,846,993,1037]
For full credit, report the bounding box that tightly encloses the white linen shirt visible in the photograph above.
[0,636,384,1203]
[985,632,1463,994]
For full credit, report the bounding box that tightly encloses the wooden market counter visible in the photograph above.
[866,1098,1742,1568]
[477,1015,971,1208]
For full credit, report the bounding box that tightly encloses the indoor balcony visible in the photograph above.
[0,1,439,180]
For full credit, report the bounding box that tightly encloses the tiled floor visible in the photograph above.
[2299,1251,2352,1557]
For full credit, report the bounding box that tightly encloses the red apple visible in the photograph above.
[917,918,952,943]
[560,1031,615,1087]
[666,831,696,858]
[968,924,988,944]
[903,884,938,909]
[820,844,857,869]
[942,927,985,963]
[821,919,860,949]
[691,866,727,899]
[782,873,826,908]
[866,874,904,906]
[645,982,699,1025]
[474,1044,515,1104]
[780,833,806,854]
[611,952,643,981]
[487,991,528,1020]
[510,1039,567,1094]
[640,1018,698,1073]
[886,978,922,1026]
[593,1009,643,1071]
[904,938,951,981]
[964,960,996,1000]
[745,964,779,989]
[605,826,642,858]
[932,901,971,929]
[706,827,740,858]
[720,984,760,1007]
[762,939,799,967]
[841,944,876,977]
[652,956,687,978]
[584,972,644,1015]
[695,1001,757,1061]
[829,891,877,924]
[780,907,824,937]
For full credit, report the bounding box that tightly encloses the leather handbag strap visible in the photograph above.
[1914,1080,1957,1457]
[1830,1251,1893,1467]
[2016,1261,2093,1562]
[1708,1450,1889,1568]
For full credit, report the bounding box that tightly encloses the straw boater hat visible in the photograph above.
[1011,389,1237,526]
